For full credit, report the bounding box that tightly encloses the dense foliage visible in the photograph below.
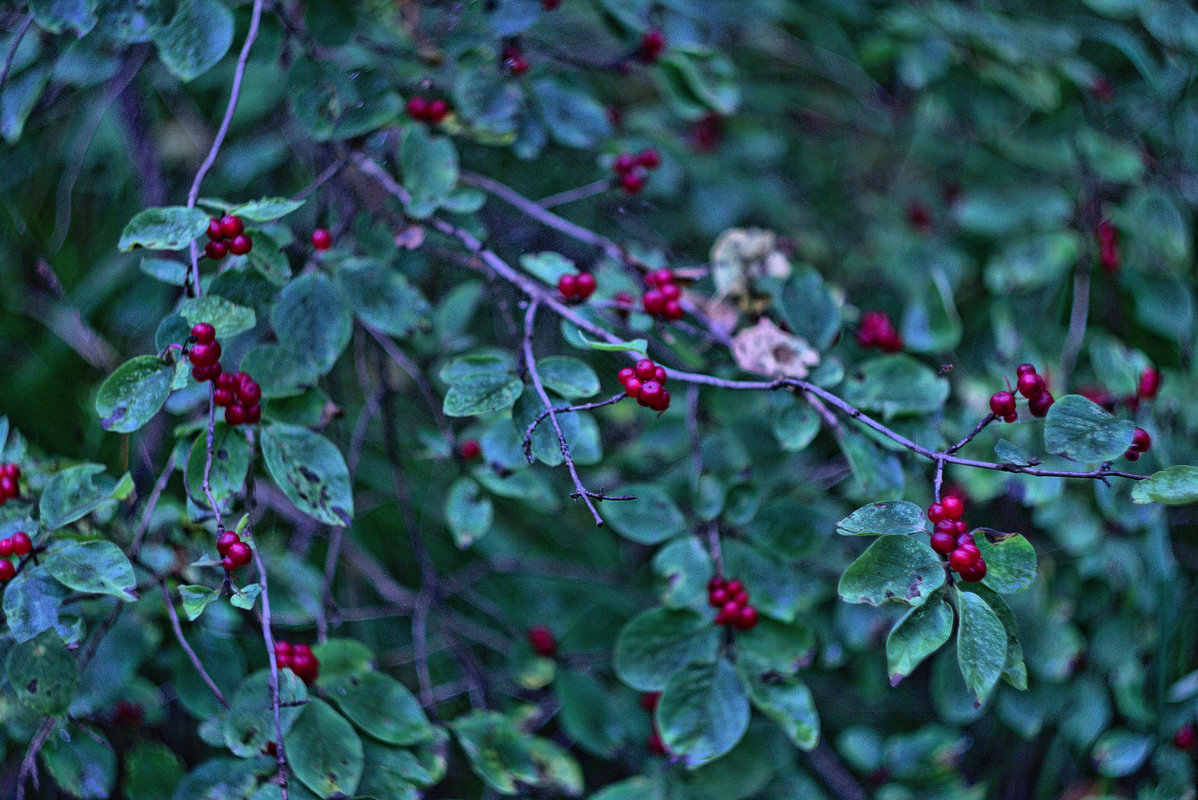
[3,0,1198,798]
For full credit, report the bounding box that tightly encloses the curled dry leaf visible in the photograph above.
[731,318,819,379]
[710,228,792,299]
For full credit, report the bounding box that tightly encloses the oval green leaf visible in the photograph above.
[1043,394,1135,462]
[657,659,750,767]
[260,424,354,526]
[838,535,945,607]
[284,699,364,798]
[95,355,174,433]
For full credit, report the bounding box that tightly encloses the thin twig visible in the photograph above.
[161,581,229,708]
[537,178,613,209]
[1059,255,1092,391]
[365,324,454,446]
[14,718,53,800]
[946,413,996,455]
[522,392,626,461]
[131,455,176,555]
[200,388,225,532]
[0,14,32,91]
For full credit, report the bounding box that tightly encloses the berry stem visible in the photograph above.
[522,391,627,461]
[161,581,229,708]
[201,383,225,532]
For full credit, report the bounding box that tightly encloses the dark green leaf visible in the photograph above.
[614,608,720,691]
[532,79,611,148]
[400,126,458,217]
[119,206,210,251]
[312,639,375,686]
[178,295,257,338]
[335,259,432,340]
[1131,466,1198,505]
[972,530,1037,594]
[772,402,820,452]
[95,355,174,433]
[260,424,354,526]
[185,426,251,512]
[240,346,321,399]
[40,724,115,800]
[31,0,99,36]
[443,372,524,417]
[838,535,945,607]
[272,273,353,374]
[224,669,308,757]
[955,587,1006,705]
[285,699,364,798]
[657,660,750,767]
[124,741,185,800]
[8,631,79,716]
[140,256,189,285]
[445,477,492,548]
[4,564,71,642]
[231,197,305,222]
[841,355,950,418]
[1091,728,1154,777]
[604,483,686,545]
[40,464,133,530]
[536,356,600,399]
[741,668,819,751]
[886,592,953,685]
[153,0,233,82]
[555,670,626,759]
[836,501,927,536]
[44,540,137,600]
[325,671,432,746]
[179,585,219,621]
[1043,394,1134,462]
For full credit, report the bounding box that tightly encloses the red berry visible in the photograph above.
[930,531,956,555]
[1003,412,1018,423]
[618,368,635,385]
[664,301,684,321]
[191,322,216,345]
[661,282,682,301]
[989,391,1016,417]
[1131,427,1151,453]
[732,590,749,605]
[959,558,987,582]
[228,234,252,256]
[640,691,661,712]
[219,215,244,239]
[1139,367,1161,399]
[406,96,428,120]
[0,477,16,500]
[1124,451,1140,462]
[1,464,18,481]
[575,272,597,299]
[226,541,252,567]
[204,240,228,261]
[709,587,729,607]
[720,600,741,622]
[653,366,667,383]
[290,652,319,684]
[732,604,758,630]
[927,503,946,523]
[940,495,964,520]
[527,626,557,657]
[1175,724,1197,751]
[543,0,561,8]
[1016,363,1037,376]
[624,378,642,398]
[244,405,262,425]
[634,360,656,381]
[189,342,221,367]
[649,269,674,287]
[639,381,664,408]
[192,364,217,383]
[237,379,262,406]
[0,539,11,557]
[647,729,667,755]
[11,532,32,556]
[906,201,933,231]
[707,576,726,592]
[638,29,666,62]
[725,579,744,595]
[613,153,637,174]
[638,148,661,169]
[460,439,481,460]
[0,561,15,581]
[225,404,247,426]
[217,531,240,556]
[642,289,667,315]
[1016,372,1045,399]
[274,640,292,656]
[215,372,238,391]
[213,389,235,407]
[619,168,647,194]
[558,273,578,298]
[312,228,333,251]
[948,548,978,573]
[954,520,969,535]
[206,218,224,240]
[427,99,449,123]
[1028,391,1055,418]
[505,55,530,76]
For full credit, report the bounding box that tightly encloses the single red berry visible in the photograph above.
[191,364,217,383]
[217,531,240,556]
[1174,724,1197,751]
[989,391,1016,417]
[527,626,557,657]
[707,575,726,592]
[0,539,12,557]
[1003,412,1018,423]
[954,520,969,535]
[575,272,597,299]
[191,322,216,345]
[725,579,744,595]
[639,381,665,408]
[732,604,758,630]
[1124,450,1140,462]
[932,520,956,536]
[940,495,964,520]
[653,366,667,384]
[274,640,292,656]
[0,561,15,581]
[225,404,247,426]
[647,729,667,755]
[406,96,428,120]
[460,439,481,460]
[505,55,530,76]
[906,201,933,231]
[290,652,319,684]
[709,587,729,607]
[1131,427,1151,453]
[634,360,657,381]
[312,228,333,251]
[0,477,16,500]
[1016,372,1045,399]
[218,215,243,239]
[215,372,237,391]
[427,99,449,123]
[732,589,749,605]
[720,600,741,622]
[543,0,561,9]
[1139,367,1161,399]
[237,379,262,406]
[948,548,978,573]
[189,342,221,367]
[638,148,661,169]
[226,541,252,567]
[927,503,946,523]
[930,531,957,555]
[613,152,637,174]
[11,532,32,556]
[959,558,987,583]
[649,268,674,287]
[1028,391,1055,418]
[206,218,224,240]
[1090,75,1115,102]
[618,368,635,385]
[661,282,682,301]
[663,301,684,321]
[1,464,18,481]
[640,691,661,712]
[213,388,235,407]
[642,289,667,315]
[204,240,228,261]
[245,405,262,425]
[624,377,642,398]
[638,29,666,62]
[1016,363,1037,376]
[558,273,579,298]
[619,168,647,194]
[229,234,253,256]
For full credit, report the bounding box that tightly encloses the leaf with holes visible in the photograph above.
[838,535,945,607]
[8,631,79,716]
[119,206,211,251]
[260,424,354,526]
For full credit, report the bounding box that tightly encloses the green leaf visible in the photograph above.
[536,356,600,399]
[260,424,354,526]
[140,256,189,286]
[1131,466,1198,505]
[954,587,1006,705]
[170,758,261,800]
[652,536,714,612]
[532,78,611,148]
[356,743,422,799]
[1091,728,1154,777]
[576,331,648,355]
[229,583,261,610]
[445,477,493,548]
[604,484,686,544]
[240,345,321,399]
[8,631,79,716]
[335,259,432,340]
[555,670,626,759]
[118,206,210,251]
[285,699,364,798]
[324,671,432,746]
[592,778,668,800]
[838,535,945,607]
[231,196,305,222]
[839,427,904,498]
[952,185,1072,237]
[439,352,515,384]
[178,295,257,338]
[443,372,524,417]
[44,540,137,601]
[984,232,1080,294]
[657,660,750,767]
[614,608,721,691]
[735,618,817,678]
[179,584,219,621]
[224,669,308,757]
[721,540,806,623]
[95,355,174,433]
[836,501,927,536]
[185,426,251,512]
[243,232,292,285]
[124,741,185,800]
[400,125,459,217]
[312,639,376,686]
[40,464,133,530]
[1043,394,1134,462]
[886,592,953,685]
[3,565,71,642]
[962,585,1027,690]
[772,402,820,452]
[1126,186,1189,266]
[31,0,99,36]
[272,273,353,374]
[451,711,582,795]
[40,724,116,800]
[153,0,234,82]
[518,251,575,285]
[994,439,1034,466]
[740,668,819,751]
[971,531,1037,594]
[841,355,950,418]
[657,50,741,116]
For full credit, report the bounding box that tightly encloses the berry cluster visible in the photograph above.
[0,463,20,506]
[641,268,684,320]
[527,626,557,657]
[311,228,333,251]
[641,692,668,754]
[1124,427,1151,462]
[188,323,263,425]
[0,532,33,581]
[405,97,450,124]
[501,43,529,76]
[1097,220,1120,274]
[927,497,986,582]
[707,575,759,630]
[612,147,661,195]
[216,530,254,571]
[274,641,320,684]
[855,311,903,353]
[618,359,671,412]
[557,271,597,302]
[203,215,252,261]
[637,29,666,63]
[991,363,1054,421]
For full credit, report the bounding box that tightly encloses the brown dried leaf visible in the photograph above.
[731,318,819,379]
